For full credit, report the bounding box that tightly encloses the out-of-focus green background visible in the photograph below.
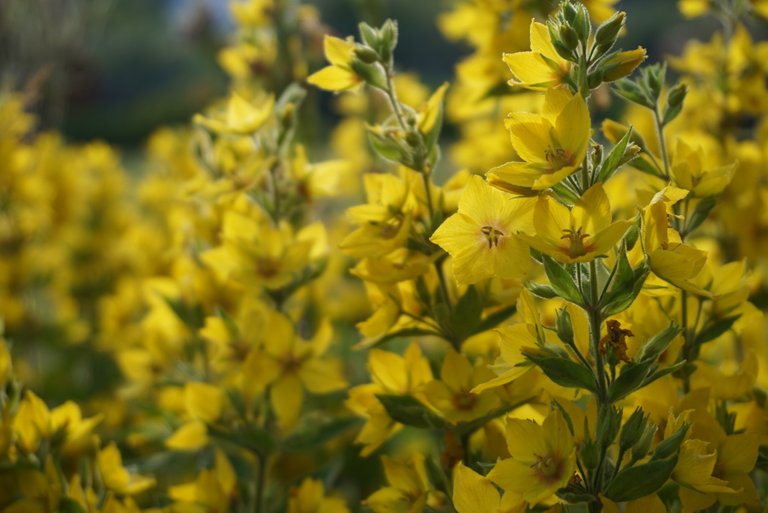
[0,0,735,146]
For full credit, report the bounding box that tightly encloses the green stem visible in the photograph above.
[652,108,670,180]
[588,261,607,402]
[383,66,408,133]
[255,453,268,513]
[680,289,691,393]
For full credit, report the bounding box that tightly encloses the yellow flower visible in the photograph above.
[453,462,525,513]
[471,324,536,394]
[517,184,632,263]
[307,36,363,92]
[193,91,274,135]
[341,173,413,258]
[502,20,571,91]
[430,176,534,285]
[243,311,346,430]
[346,343,433,456]
[13,391,51,454]
[98,443,156,496]
[423,350,501,424]
[640,187,710,295]
[487,409,576,505]
[288,478,350,513]
[50,401,102,455]
[487,88,591,191]
[169,449,236,512]
[670,138,735,197]
[365,454,435,513]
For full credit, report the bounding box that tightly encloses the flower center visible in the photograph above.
[481,225,504,248]
[544,145,574,170]
[560,227,590,258]
[531,452,564,484]
[451,390,478,411]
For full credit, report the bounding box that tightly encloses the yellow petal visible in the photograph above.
[324,36,355,67]
[166,420,208,451]
[307,66,361,92]
[271,374,304,429]
[453,463,502,513]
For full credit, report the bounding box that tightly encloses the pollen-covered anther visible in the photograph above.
[530,452,564,484]
[481,225,505,248]
[561,227,590,257]
[544,146,574,168]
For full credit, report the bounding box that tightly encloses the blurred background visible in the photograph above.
[0,0,739,147]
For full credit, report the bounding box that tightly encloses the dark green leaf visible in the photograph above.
[368,131,406,163]
[60,499,87,513]
[605,456,677,502]
[556,485,595,504]
[527,282,558,299]
[472,304,517,335]
[601,265,648,316]
[608,361,655,403]
[454,286,483,341]
[454,404,517,436]
[282,417,361,452]
[685,196,717,235]
[542,255,584,305]
[376,394,449,430]
[209,424,275,456]
[642,360,687,389]
[694,315,740,345]
[522,347,596,392]
[652,423,689,461]
[637,323,682,363]
[355,327,439,350]
[596,127,634,183]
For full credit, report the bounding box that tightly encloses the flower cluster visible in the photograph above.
[1,1,767,513]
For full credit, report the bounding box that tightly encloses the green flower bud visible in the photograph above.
[580,437,600,470]
[559,24,580,52]
[594,11,625,51]
[631,424,656,463]
[572,3,591,43]
[354,46,380,64]
[358,22,380,49]
[555,308,574,347]
[619,408,648,452]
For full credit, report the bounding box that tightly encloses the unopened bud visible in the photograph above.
[572,4,591,42]
[559,24,580,52]
[667,83,687,108]
[631,424,656,462]
[555,308,574,347]
[354,46,379,64]
[358,22,380,49]
[594,11,625,50]
[619,408,647,452]
[562,1,579,23]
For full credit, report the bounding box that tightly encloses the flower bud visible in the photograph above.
[594,11,625,50]
[559,24,580,52]
[619,408,647,452]
[572,4,591,43]
[555,308,574,347]
[358,22,380,49]
[600,48,647,82]
[354,46,380,64]
[631,424,656,462]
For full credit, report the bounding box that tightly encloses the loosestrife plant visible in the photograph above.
[0,1,766,513]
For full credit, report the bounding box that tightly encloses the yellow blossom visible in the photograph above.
[308,36,363,92]
[430,176,534,285]
[517,184,632,263]
[487,409,576,505]
[487,88,591,191]
[502,21,571,91]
